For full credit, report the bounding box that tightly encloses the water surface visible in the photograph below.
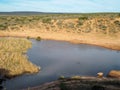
[5,39,120,90]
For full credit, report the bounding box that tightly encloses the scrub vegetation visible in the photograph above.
[0,13,120,50]
[0,13,120,89]
[0,37,39,78]
[0,13,120,35]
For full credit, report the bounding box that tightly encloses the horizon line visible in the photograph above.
[0,11,120,13]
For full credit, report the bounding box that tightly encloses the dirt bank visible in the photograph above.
[0,30,120,50]
[0,14,120,50]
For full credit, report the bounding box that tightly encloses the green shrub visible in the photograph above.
[42,18,51,23]
[0,24,7,30]
[27,36,30,39]
[78,17,88,20]
[118,14,120,17]
[36,36,41,41]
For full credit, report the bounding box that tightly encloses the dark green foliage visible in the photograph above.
[42,18,51,23]
[118,13,120,17]
[36,36,41,41]
[78,16,88,20]
[77,16,88,26]
[0,24,7,30]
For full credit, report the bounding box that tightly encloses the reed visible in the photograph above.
[0,37,39,78]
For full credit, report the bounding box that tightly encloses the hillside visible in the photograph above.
[0,13,120,50]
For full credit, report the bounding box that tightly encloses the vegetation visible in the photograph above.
[42,18,51,23]
[78,16,88,20]
[27,36,30,39]
[0,13,120,50]
[36,36,41,41]
[0,38,39,78]
[0,13,120,35]
[114,20,120,26]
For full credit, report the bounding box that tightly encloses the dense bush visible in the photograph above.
[78,17,88,20]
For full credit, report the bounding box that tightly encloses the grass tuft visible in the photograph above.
[36,36,41,41]
[0,37,39,78]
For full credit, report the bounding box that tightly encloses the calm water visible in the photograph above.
[4,39,120,90]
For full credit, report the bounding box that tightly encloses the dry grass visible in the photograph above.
[0,30,120,50]
[0,14,120,50]
[0,37,39,78]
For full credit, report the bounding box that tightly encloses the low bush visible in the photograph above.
[114,20,120,26]
[36,36,41,41]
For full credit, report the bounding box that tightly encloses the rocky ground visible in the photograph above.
[24,77,120,90]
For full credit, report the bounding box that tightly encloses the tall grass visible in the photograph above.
[0,37,39,78]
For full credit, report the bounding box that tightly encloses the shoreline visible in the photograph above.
[1,31,120,90]
[0,13,120,90]
[24,76,120,90]
[0,38,40,79]
[0,31,120,51]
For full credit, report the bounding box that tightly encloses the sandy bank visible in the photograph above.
[0,30,120,50]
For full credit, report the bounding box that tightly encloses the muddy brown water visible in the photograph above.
[3,39,120,90]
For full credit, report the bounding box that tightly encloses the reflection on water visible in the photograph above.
[5,40,120,90]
